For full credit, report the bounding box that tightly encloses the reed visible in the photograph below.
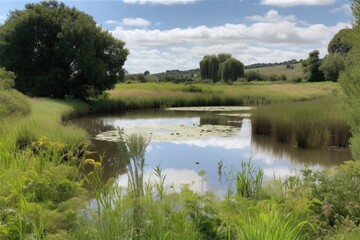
[88,81,341,114]
[252,97,350,149]
[235,203,314,240]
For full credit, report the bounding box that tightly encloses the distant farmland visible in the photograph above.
[245,63,303,78]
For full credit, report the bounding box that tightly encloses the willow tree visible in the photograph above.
[200,55,220,83]
[200,53,244,83]
[219,58,245,83]
[0,1,128,99]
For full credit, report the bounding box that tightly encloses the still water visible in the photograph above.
[73,108,351,195]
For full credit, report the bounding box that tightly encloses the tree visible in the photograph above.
[319,53,345,82]
[217,53,232,63]
[328,29,353,55]
[302,50,324,82]
[219,57,244,83]
[0,1,129,99]
[199,55,219,83]
[339,0,360,159]
[199,54,244,83]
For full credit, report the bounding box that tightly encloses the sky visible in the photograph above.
[0,0,353,73]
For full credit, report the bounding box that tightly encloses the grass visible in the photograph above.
[0,97,91,239]
[90,81,341,113]
[0,98,89,151]
[245,63,303,78]
[252,97,350,149]
[0,89,30,119]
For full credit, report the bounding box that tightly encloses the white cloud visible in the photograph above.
[123,17,151,27]
[106,20,121,25]
[330,4,352,16]
[109,10,350,73]
[123,0,197,5]
[261,0,335,7]
[246,9,296,22]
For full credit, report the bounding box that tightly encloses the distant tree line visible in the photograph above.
[245,59,300,69]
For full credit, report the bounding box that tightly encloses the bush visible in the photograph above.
[245,70,266,81]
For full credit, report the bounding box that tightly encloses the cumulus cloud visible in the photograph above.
[261,0,335,7]
[106,19,121,25]
[330,4,352,16]
[122,17,151,27]
[123,0,197,5]
[246,9,296,22]
[109,10,350,73]
[106,18,151,27]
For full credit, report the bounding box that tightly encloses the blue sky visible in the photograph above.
[0,0,353,73]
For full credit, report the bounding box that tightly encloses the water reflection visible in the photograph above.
[117,168,209,194]
[72,109,351,193]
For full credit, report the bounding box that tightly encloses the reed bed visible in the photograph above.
[251,97,350,149]
[89,81,341,114]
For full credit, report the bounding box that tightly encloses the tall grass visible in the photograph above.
[0,98,89,151]
[235,203,314,240]
[252,97,350,148]
[89,81,341,113]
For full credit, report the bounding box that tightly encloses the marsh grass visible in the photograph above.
[252,98,350,148]
[0,98,89,151]
[89,81,341,113]
[235,203,314,240]
[236,159,264,199]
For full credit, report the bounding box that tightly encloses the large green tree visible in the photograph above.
[302,50,324,82]
[219,58,244,83]
[0,1,129,99]
[328,29,353,55]
[199,55,220,83]
[339,0,360,159]
[319,53,345,82]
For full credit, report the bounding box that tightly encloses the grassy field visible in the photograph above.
[91,81,341,113]
[245,63,303,78]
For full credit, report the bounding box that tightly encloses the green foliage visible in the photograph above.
[0,89,31,119]
[320,53,346,82]
[0,68,31,119]
[0,1,128,99]
[302,50,325,82]
[200,53,244,83]
[0,67,15,90]
[219,57,245,83]
[301,161,360,236]
[339,0,360,159]
[235,204,314,240]
[328,29,353,55]
[236,160,264,199]
[245,70,267,81]
[200,55,220,83]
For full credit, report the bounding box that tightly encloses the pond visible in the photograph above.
[72,107,351,196]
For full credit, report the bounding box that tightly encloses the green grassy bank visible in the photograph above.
[0,94,92,239]
[90,81,341,113]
